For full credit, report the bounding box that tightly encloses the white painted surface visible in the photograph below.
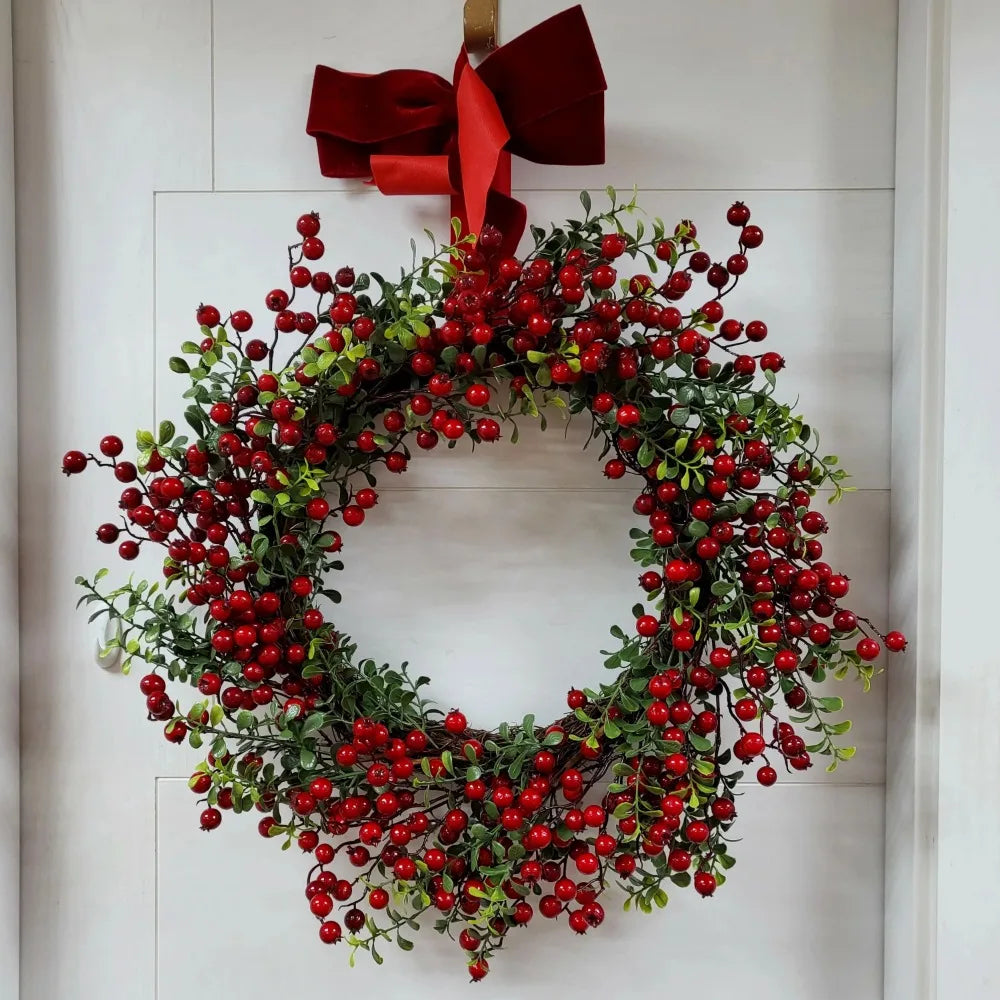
[0,3,16,996]
[14,3,212,998]
[885,1,948,997]
[212,0,898,192]
[915,1,1000,995]
[887,2,1000,997]
[16,2,898,997]
[157,779,886,1000]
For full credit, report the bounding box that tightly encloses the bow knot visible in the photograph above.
[306,5,607,255]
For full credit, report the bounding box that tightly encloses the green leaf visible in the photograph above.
[688,733,712,752]
[816,696,844,713]
[169,357,190,373]
[301,713,327,735]
[158,420,175,444]
[579,189,592,215]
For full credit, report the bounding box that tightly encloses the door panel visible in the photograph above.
[157,779,885,999]
[211,0,898,192]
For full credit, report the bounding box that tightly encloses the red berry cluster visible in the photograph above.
[68,193,904,980]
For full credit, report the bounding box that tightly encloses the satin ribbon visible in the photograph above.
[306,5,607,255]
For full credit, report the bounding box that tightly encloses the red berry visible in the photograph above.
[118,540,140,561]
[62,450,88,475]
[464,384,490,407]
[96,523,120,544]
[636,615,659,637]
[668,849,691,872]
[197,304,221,327]
[231,310,253,332]
[615,404,641,427]
[200,808,222,831]
[443,710,467,735]
[601,233,627,259]
[305,497,330,521]
[301,236,325,260]
[591,264,617,289]
[99,435,124,457]
[296,213,320,238]
[355,488,378,510]
[857,637,881,661]
[885,630,907,652]
[318,921,342,944]
[727,202,751,227]
[694,871,717,897]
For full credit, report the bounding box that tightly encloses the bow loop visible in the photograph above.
[476,6,606,165]
[306,5,606,253]
[307,66,455,177]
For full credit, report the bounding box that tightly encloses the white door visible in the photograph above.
[16,2,898,997]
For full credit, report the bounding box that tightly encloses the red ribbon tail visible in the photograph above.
[456,61,510,241]
[486,188,527,257]
[369,154,454,197]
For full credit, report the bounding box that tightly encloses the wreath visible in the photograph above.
[66,192,905,981]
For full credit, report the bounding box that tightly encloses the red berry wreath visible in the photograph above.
[67,191,905,981]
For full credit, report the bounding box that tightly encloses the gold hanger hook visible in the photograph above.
[464,0,498,53]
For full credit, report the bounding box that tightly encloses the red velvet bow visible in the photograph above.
[306,5,606,255]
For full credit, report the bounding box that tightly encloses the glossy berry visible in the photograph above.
[443,710,467,735]
[885,630,907,652]
[62,451,88,475]
[727,202,751,226]
[296,213,320,238]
